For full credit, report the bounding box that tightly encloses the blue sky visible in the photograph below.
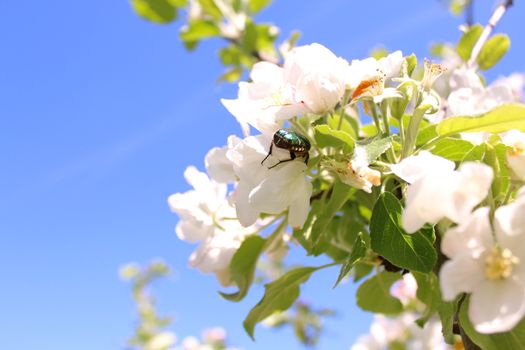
[0,0,523,349]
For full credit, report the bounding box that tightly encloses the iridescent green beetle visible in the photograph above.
[261,129,311,169]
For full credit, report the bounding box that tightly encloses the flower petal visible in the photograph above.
[439,253,485,301]
[441,207,492,258]
[469,277,525,334]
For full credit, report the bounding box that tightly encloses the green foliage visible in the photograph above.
[370,192,437,273]
[430,137,475,161]
[304,180,353,255]
[220,235,266,301]
[356,271,403,314]
[353,136,393,164]
[437,104,525,136]
[477,34,511,70]
[248,0,272,14]
[243,266,324,339]
[313,124,354,151]
[457,24,483,61]
[412,272,456,343]
[459,296,525,349]
[131,0,183,23]
[333,232,367,288]
[180,20,221,43]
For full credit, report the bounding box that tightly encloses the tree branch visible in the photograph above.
[468,0,513,67]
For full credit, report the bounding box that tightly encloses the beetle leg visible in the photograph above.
[304,153,309,166]
[267,151,296,169]
[261,142,274,165]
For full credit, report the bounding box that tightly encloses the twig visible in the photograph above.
[466,0,474,27]
[467,0,514,67]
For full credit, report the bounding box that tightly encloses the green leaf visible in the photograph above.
[459,296,525,350]
[462,143,486,161]
[333,232,367,288]
[131,0,178,24]
[437,104,525,136]
[353,262,374,282]
[180,20,221,42]
[220,236,266,301]
[354,136,393,164]
[306,180,352,255]
[218,67,243,82]
[314,125,354,151]
[197,0,222,20]
[477,34,510,71]
[431,137,475,161]
[243,266,321,339]
[412,272,456,343]
[457,24,483,61]
[327,114,358,139]
[356,271,403,314]
[248,0,272,13]
[370,192,437,273]
[416,124,438,146]
[405,53,417,76]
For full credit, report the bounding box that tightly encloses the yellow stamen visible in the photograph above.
[485,247,519,280]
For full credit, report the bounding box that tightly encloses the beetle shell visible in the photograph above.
[273,129,311,154]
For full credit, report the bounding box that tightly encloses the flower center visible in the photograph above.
[485,247,519,280]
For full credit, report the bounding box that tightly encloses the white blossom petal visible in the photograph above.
[469,277,525,334]
[205,145,236,183]
[439,253,485,301]
[391,151,455,184]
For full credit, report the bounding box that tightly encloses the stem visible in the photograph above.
[467,0,513,67]
[466,0,474,27]
[402,105,429,158]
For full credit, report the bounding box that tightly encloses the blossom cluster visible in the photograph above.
[168,38,525,344]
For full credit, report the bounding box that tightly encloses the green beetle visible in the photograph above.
[261,129,311,169]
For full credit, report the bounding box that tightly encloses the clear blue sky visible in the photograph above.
[0,1,523,349]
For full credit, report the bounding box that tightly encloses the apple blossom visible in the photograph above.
[283,43,349,113]
[351,314,450,350]
[221,61,300,136]
[345,51,404,90]
[145,332,177,350]
[222,43,351,136]
[168,166,256,285]
[390,273,418,306]
[391,151,493,233]
[493,72,525,101]
[440,204,525,334]
[205,145,236,184]
[226,134,312,229]
[322,148,381,193]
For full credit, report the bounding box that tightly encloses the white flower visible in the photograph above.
[351,314,450,350]
[226,134,312,229]
[345,51,404,90]
[493,72,525,101]
[145,332,177,350]
[322,148,381,193]
[283,43,349,113]
[221,61,305,136]
[447,84,514,118]
[440,204,525,334]
[391,152,493,233]
[390,273,418,305]
[501,130,525,181]
[205,145,236,183]
[168,166,255,286]
[222,43,350,135]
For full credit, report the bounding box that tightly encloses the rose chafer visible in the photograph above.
[261,128,311,169]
